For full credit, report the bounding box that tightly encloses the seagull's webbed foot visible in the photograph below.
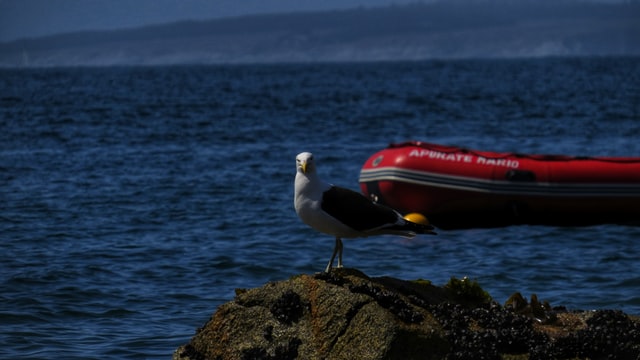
[325,237,343,273]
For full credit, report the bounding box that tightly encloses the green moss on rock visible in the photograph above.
[444,276,492,305]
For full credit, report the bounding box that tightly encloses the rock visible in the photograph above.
[173,268,640,360]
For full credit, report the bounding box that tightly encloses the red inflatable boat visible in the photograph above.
[359,141,640,229]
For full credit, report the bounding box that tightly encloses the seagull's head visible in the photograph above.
[296,152,315,175]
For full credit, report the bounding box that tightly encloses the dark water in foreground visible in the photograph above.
[1,58,640,358]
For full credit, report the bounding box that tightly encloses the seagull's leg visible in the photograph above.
[325,237,340,273]
[336,238,344,268]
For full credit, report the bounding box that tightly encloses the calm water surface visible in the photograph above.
[1,58,640,358]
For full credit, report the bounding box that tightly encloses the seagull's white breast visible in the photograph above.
[294,173,361,238]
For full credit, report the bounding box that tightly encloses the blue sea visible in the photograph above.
[1,57,640,359]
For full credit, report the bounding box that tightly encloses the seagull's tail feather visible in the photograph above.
[395,219,437,235]
[368,219,437,237]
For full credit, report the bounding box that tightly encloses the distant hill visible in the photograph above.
[1,2,639,67]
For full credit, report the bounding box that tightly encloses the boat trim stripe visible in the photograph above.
[359,167,640,197]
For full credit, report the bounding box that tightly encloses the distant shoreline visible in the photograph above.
[1,2,639,67]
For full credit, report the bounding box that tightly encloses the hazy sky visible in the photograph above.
[0,0,626,43]
[0,0,423,42]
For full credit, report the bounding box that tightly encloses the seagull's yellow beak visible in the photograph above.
[300,161,307,174]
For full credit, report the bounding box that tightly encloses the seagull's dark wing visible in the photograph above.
[320,186,400,232]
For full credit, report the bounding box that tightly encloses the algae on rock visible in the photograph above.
[174,268,640,360]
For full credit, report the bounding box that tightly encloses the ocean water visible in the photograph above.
[1,57,640,359]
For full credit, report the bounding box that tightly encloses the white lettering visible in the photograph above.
[409,149,518,168]
[409,149,470,163]
[476,157,519,168]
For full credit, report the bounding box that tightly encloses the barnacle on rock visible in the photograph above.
[270,290,306,325]
[349,283,424,324]
[429,300,536,358]
[241,338,302,360]
[505,292,556,324]
[314,269,347,286]
[176,270,640,360]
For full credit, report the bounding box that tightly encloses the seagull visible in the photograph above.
[294,152,436,272]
